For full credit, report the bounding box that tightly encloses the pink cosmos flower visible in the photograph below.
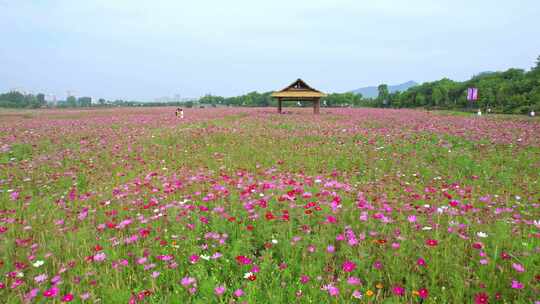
[327,286,339,297]
[300,275,310,284]
[233,289,244,297]
[342,260,356,272]
[512,263,525,273]
[214,285,226,296]
[62,293,74,302]
[93,252,106,262]
[474,292,489,304]
[235,255,252,265]
[43,287,59,298]
[392,285,405,296]
[25,288,40,301]
[347,276,362,285]
[425,239,438,247]
[418,288,429,299]
[34,273,48,283]
[10,191,20,201]
[189,255,200,264]
[511,279,524,289]
[181,276,196,287]
[352,290,362,299]
[250,265,260,273]
[325,215,337,224]
[327,245,335,253]
[417,258,427,267]
[80,292,90,300]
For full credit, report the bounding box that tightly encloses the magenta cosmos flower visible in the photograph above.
[43,287,59,298]
[392,285,405,296]
[342,260,357,272]
[425,239,438,247]
[474,292,489,304]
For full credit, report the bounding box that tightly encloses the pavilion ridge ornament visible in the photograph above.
[271,79,326,114]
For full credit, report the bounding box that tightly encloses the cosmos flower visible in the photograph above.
[418,288,429,299]
[93,252,106,262]
[425,239,438,247]
[181,277,196,287]
[342,260,356,272]
[474,292,489,304]
[300,275,310,284]
[512,263,525,273]
[392,285,405,296]
[347,276,362,285]
[43,287,59,298]
[327,285,339,297]
[476,232,488,238]
[32,260,44,268]
[352,290,362,299]
[34,273,48,283]
[61,293,74,302]
[214,285,226,296]
[511,280,524,289]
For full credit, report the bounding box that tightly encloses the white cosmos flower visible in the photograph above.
[243,272,254,279]
[422,226,433,231]
[33,260,44,268]
[200,255,210,261]
[477,232,488,238]
[271,239,278,244]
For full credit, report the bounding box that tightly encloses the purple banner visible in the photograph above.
[467,88,478,101]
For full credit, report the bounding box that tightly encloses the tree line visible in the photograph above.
[369,55,540,114]
[198,55,540,114]
[1,56,538,113]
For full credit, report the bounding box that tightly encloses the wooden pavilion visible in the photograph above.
[271,79,326,114]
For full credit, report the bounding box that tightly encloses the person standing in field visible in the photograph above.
[175,108,184,119]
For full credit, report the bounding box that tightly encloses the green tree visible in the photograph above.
[78,97,92,107]
[36,93,46,107]
[377,84,389,106]
[66,96,77,107]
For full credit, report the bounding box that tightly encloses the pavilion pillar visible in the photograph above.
[278,98,282,114]
[313,98,320,114]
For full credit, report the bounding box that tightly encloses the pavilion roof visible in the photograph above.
[271,79,326,98]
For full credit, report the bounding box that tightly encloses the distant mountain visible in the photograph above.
[351,81,418,98]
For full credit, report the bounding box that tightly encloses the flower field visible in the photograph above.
[0,107,539,303]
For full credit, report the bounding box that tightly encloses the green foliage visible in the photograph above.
[78,96,92,107]
[198,92,275,107]
[0,91,43,108]
[376,59,540,113]
[377,84,389,103]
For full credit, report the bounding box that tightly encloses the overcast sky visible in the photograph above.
[1,0,539,101]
